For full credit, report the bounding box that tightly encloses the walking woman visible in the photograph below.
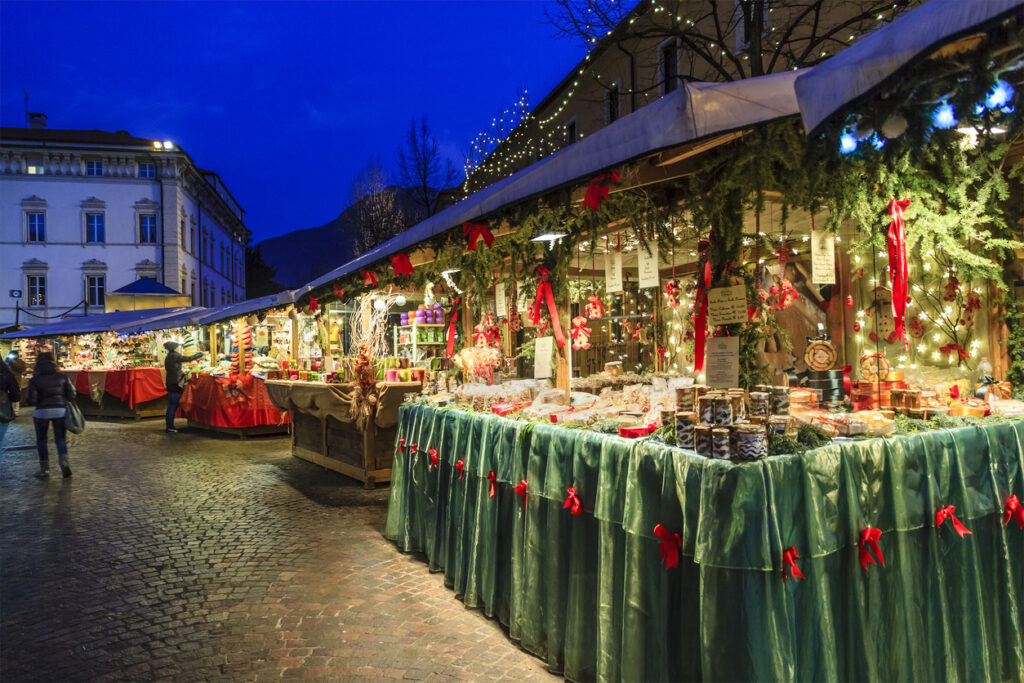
[0,357,19,451]
[25,352,75,478]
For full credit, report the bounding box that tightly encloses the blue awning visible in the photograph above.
[0,307,205,339]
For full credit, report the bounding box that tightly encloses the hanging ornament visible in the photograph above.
[881,113,908,139]
[961,291,981,328]
[582,170,620,212]
[391,253,415,277]
[943,276,961,302]
[584,295,606,319]
[462,222,494,251]
[473,311,502,349]
[908,315,925,339]
[570,316,592,350]
[866,287,898,344]
[663,279,681,308]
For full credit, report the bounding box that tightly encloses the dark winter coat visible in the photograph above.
[25,359,75,410]
[164,343,202,393]
[0,361,19,422]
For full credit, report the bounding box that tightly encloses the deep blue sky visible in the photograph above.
[0,1,585,242]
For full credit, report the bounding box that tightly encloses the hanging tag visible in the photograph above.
[706,336,740,388]
[811,230,836,284]
[638,243,660,289]
[605,252,623,293]
[494,282,507,317]
[534,336,554,379]
[708,285,747,326]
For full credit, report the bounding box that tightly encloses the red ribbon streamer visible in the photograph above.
[582,170,620,211]
[463,222,494,251]
[455,459,465,481]
[429,448,438,468]
[1004,494,1024,528]
[694,240,712,372]
[653,524,681,569]
[396,437,405,453]
[782,546,804,583]
[859,527,885,571]
[514,480,528,511]
[487,471,497,498]
[307,296,318,313]
[532,267,566,348]
[445,297,460,358]
[841,365,853,396]
[936,505,972,538]
[887,198,911,350]
[361,270,377,287]
[391,253,415,277]
[563,487,583,515]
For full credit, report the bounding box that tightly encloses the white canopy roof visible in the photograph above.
[795,0,1023,134]
[307,69,805,290]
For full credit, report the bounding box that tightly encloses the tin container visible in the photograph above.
[727,389,747,421]
[711,427,731,460]
[904,389,922,410]
[713,397,733,426]
[767,415,791,436]
[734,424,767,461]
[695,425,713,457]
[890,388,906,411]
[697,395,716,425]
[748,391,770,417]
[769,386,790,415]
[675,412,696,449]
[660,410,676,428]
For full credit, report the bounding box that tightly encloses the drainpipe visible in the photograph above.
[197,201,203,306]
[157,168,167,286]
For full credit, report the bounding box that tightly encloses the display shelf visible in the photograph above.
[397,323,445,328]
[398,342,444,346]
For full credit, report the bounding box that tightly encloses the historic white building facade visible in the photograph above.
[0,126,248,330]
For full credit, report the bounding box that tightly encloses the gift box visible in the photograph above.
[619,425,650,439]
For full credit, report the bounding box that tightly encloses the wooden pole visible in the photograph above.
[556,292,571,398]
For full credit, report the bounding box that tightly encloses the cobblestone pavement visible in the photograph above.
[0,415,556,682]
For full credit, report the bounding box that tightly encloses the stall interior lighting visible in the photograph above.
[531,232,568,250]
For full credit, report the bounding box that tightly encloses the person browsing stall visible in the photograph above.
[163,341,202,434]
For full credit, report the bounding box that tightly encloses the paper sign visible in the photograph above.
[707,285,748,326]
[605,252,623,293]
[534,336,554,379]
[705,336,740,388]
[811,230,836,284]
[638,243,660,289]
[254,326,269,348]
[495,282,507,317]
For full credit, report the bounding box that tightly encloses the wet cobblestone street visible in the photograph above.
[0,416,555,682]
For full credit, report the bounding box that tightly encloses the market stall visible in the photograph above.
[62,366,168,419]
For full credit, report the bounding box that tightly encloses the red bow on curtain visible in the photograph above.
[445,297,460,358]
[514,480,528,511]
[563,487,583,515]
[361,270,377,287]
[307,296,318,313]
[653,524,681,569]
[693,240,712,372]
[859,527,885,571]
[939,343,969,361]
[396,437,405,453]
[841,366,853,396]
[428,448,438,468]
[455,459,465,481]
[410,442,418,454]
[887,198,911,350]
[1004,495,1024,528]
[782,546,804,583]
[532,267,566,348]
[487,471,497,498]
[463,222,494,251]
[391,253,415,277]
[582,170,620,211]
[333,285,345,299]
[936,505,972,538]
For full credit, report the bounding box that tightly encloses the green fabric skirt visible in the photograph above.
[385,404,1024,682]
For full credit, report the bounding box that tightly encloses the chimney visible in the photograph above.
[27,112,47,129]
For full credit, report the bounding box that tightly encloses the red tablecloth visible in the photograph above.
[63,368,167,408]
[177,374,290,429]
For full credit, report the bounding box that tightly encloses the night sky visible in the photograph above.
[0,1,587,242]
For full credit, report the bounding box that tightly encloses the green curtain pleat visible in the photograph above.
[384,405,1024,682]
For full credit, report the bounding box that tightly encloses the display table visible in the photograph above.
[178,373,290,438]
[386,404,1024,682]
[61,367,167,419]
[265,380,422,488]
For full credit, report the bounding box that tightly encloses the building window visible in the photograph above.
[27,212,46,243]
[86,161,104,177]
[27,161,45,175]
[139,163,156,179]
[27,275,46,307]
[564,118,577,145]
[86,275,105,307]
[660,39,679,94]
[87,213,105,243]
[190,226,196,254]
[605,82,620,124]
[139,215,157,243]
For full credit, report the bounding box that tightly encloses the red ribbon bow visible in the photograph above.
[652,524,681,569]
[949,384,960,399]
[693,240,711,372]
[841,365,852,396]
[307,296,318,313]
[455,459,465,481]
[333,286,345,299]
[487,471,497,498]
[939,343,969,361]
[887,198,911,350]
[429,449,438,468]
[410,442,418,454]
[514,480,528,511]
[396,437,405,453]
[463,222,494,251]
[782,546,804,583]
[563,487,583,515]
[582,170,620,211]
[859,527,885,571]
[532,267,566,348]
[391,253,415,277]
[936,505,972,538]
[361,270,377,287]
[445,297,460,358]
[1004,494,1024,528]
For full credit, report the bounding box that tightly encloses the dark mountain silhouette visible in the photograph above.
[255,187,425,288]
